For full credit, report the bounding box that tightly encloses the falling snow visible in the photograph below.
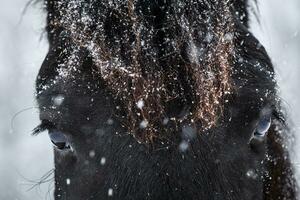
[100,157,106,166]
[246,169,258,180]
[179,141,189,152]
[182,125,197,141]
[162,117,169,125]
[52,95,65,106]
[66,178,71,185]
[89,150,96,158]
[108,188,113,197]
[139,120,148,129]
[136,99,144,109]
[107,118,114,125]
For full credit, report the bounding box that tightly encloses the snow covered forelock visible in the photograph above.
[44,0,236,143]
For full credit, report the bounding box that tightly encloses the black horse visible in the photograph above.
[34,0,297,199]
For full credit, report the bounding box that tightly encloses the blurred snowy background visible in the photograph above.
[0,0,299,199]
[0,1,52,199]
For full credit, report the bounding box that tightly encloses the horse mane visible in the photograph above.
[42,0,254,143]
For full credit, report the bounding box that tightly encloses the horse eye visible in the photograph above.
[48,130,70,150]
[254,115,272,137]
[249,113,272,152]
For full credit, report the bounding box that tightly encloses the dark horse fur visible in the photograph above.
[35,0,297,199]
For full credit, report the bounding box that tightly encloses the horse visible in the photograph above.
[34,0,297,199]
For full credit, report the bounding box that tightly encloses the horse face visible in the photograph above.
[35,1,295,199]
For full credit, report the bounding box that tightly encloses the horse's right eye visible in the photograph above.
[48,130,70,150]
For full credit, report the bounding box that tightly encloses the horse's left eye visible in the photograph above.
[48,130,70,150]
[249,113,272,152]
[254,115,272,137]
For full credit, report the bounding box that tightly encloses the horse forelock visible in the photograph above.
[45,0,240,142]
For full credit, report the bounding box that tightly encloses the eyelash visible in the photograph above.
[272,109,286,126]
[33,120,71,151]
[32,119,56,135]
